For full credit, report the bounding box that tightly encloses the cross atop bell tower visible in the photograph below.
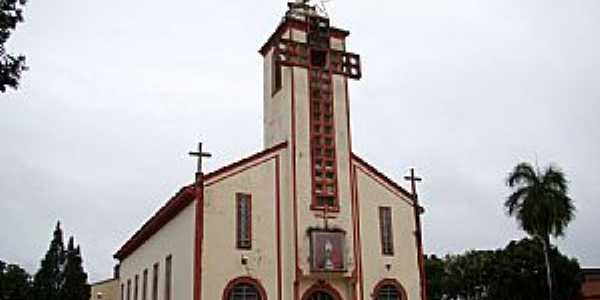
[260,3,361,211]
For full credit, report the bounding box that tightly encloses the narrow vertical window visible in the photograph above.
[236,193,252,249]
[142,269,148,300]
[379,207,394,255]
[272,54,282,95]
[165,255,172,300]
[121,284,124,300]
[127,279,131,300]
[134,275,139,300]
[152,263,159,300]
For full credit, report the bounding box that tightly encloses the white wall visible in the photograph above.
[119,201,196,300]
[202,156,281,300]
[355,164,421,300]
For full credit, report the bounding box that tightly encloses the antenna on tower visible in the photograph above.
[315,0,332,17]
[288,0,331,18]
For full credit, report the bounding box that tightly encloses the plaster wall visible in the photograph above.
[90,279,119,300]
[119,201,196,300]
[354,164,421,300]
[202,156,281,300]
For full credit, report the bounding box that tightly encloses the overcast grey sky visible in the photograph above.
[1,0,599,282]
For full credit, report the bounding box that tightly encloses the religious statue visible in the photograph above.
[324,239,334,270]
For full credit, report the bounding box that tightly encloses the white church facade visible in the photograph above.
[113,2,427,300]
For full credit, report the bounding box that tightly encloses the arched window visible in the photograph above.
[223,277,267,300]
[372,279,407,300]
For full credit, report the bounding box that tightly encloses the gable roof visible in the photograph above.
[113,142,288,260]
[350,152,415,204]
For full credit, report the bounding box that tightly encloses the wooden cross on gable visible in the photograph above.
[189,142,212,183]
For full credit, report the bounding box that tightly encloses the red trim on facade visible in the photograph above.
[301,281,343,300]
[351,153,414,203]
[204,142,288,184]
[345,76,362,300]
[114,186,195,260]
[259,17,349,56]
[352,165,365,300]
[235,193,252,250]
[113,142,288,261]
[193,178,204,300]
[291,60,302,300]
[414,196,427,300]
[221,276,268,300]
[275,157,282,300]
[371,278,408,300]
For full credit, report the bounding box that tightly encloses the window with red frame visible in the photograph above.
[236,193,252,249]
[379,207,394,255]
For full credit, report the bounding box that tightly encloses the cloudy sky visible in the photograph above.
[2,0,599,282]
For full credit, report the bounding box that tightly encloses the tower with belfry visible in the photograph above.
[112,2,427,300]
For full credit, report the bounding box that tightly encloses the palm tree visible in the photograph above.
[505,162,575,300]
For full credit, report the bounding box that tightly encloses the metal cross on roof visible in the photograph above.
[189,142,212,182]
[404,168,422,200]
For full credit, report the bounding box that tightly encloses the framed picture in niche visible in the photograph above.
[310,230,345,272]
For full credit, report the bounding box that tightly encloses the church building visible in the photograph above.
[113,2,427,300]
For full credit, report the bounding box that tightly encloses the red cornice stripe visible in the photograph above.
[350,153,415,201]
[114,142,288,261]
[204,141,288,183]
[114,186,195,260]
[259,17,350,56]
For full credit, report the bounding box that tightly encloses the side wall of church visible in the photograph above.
[202,156,282,300]
[354,164,421,300]
[119,201,196,300]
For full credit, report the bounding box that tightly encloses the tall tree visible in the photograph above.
[505,162,575,300]
[60,237,90,300]
[0,0,27,92]
[32,222,65,300]
[0,260,32,300]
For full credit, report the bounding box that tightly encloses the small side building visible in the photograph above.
[577,268,600,300]
[90,278,120,300]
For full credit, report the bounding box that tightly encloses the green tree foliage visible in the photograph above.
[425,238,581,300]
[0,260,32,300]
[33,222,65,300]
[425,255,445,300]
[0,0,27,92]
[32,222,90,300]
[443,250,495,300]
[505,162,575,300]
[60,237,90,300]
[488,239,581,300]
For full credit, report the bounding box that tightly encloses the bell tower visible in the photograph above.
[260,1,361,211]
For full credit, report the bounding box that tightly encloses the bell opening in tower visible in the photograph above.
[310,49,328,69]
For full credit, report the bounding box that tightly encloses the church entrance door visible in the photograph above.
[306,291,335,300]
